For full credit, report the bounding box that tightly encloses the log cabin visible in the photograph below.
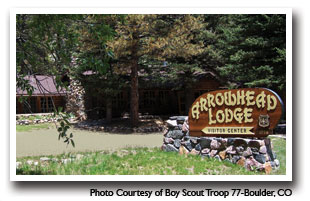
[16,75,66,114]
[80,70,226,119]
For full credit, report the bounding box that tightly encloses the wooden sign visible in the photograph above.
[188,88,283,137]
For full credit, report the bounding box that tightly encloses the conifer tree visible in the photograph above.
[215,14,286,92]
[16,14,84,146]
[108,14,207,126]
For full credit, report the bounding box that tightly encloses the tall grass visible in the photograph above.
[16,137,286,175]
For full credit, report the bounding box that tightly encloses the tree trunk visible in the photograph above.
[130,59,139,127]
[130,32,140,127]
[106,97,112,124]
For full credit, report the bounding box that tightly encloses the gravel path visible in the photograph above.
[16,127,164,157]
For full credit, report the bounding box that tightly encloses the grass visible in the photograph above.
[270,136,286,175]
[16,136,286,175]
[17,114,52,121]
[16,148,253,175]
[16,123,54,132]
[15,123,286,175]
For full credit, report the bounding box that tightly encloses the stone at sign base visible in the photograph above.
[236,156,246,167]
[163,117,280,174]
[179,145,189,155]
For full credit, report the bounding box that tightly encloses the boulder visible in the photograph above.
[176,116,187,121]
[165,144,179,152]
[174,139,181,148]
[199,138,212,149]
[26,160,33,165]
[246,157,262,171]
[270,151,277,161]
[182,118,189,132]
[248,140,261,149]
[264,162,272,174]
[16,162,22,169]
[177,116,187,124]
[259,146,267,154]
[236,146,245,154]
[169,116,178,120]
[210,150,218,157]
[214,155,221,161]
[190,149,200,155]
[254,154,266,164]
[166,130,184,139]
[194,143,202,151]
[274,159,280,167]
[166,120,178,127]
[234,138,248,147]
[179,145,189,155]
[242,147,253,157]
[219,138,228,148]
[201,154,211,159]
[226,145,237,155]
[201,148,210,155]
[231,155,241,164]
[40,157,50,162]
[164,137,175,144]
[61,158,72,164]
[227,138,235,146]
[182,140,193,151]
[190,137,198,144]
[183,135,190,141]
[210,140,221,150]
[219,151,227,160]
[236,156,246,167]
[251,147,259,153]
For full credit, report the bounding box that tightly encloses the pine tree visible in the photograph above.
[74,15,123,123]
[215,14,286,92]
[16,14,84,147]
[108,14,207,126]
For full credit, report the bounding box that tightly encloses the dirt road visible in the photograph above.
[16,127,164,157]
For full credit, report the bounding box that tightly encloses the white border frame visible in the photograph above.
[10,7,292,181]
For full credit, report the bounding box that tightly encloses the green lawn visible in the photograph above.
[270,136,286,175]
[16,123,54,132]
[16,136,286,175]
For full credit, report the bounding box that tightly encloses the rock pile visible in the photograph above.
[74,117,164,133]
[16,114,61,125]
[162,116,280,174]
[65,79,86,121]
[16,154,85,169]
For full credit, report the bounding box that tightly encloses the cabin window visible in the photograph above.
[23,97,37,113]
[139,90,156,109]
[40,97,54,113]
[47,97,54,112]
[112,92,125,109]
[40,97,47,112]
[158,90,170,105]
[141,91,155,108]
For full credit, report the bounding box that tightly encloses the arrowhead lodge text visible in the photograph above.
[191,90,277,124]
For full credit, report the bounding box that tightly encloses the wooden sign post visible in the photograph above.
[188,88,283,137]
